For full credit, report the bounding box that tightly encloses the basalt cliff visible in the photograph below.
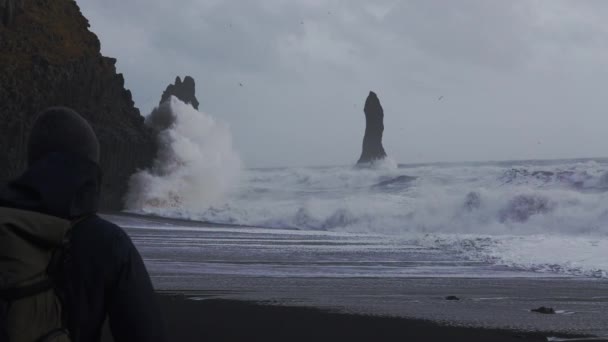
[0,0,157,210]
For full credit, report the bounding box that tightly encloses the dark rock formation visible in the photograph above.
[148,76,199,133]
[373,175,416,188]
[464,192,481,211]
[357,91,387,164]
[531,307,555,314]
[159,76,199,110]
[445,296,460,301]
[499,194,553,223]
[0,0,157,210]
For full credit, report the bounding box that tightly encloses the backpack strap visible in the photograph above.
[46,214,89,280]
[47,214,92,342]
[0,279,54,302]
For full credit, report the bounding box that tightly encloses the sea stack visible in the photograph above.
[357,91,387,164]
[159,76,200,110]
[0,0,157,210]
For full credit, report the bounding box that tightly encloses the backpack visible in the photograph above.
[0,207,73,342]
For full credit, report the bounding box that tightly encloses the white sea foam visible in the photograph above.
[223,161,608,277]
[125,97,241,214]
[128,152,608,278]
[198,162,608,234]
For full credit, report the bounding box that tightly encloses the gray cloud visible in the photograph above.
[79,0,608,167]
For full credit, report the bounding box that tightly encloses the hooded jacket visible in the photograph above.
[0,152,167,342]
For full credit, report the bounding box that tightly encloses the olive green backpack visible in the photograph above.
[0,207,73,342]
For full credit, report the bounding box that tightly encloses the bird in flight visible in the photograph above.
[438,96,444,101]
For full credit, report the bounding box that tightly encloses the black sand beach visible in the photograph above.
[103,294,601,342]
[102,294,596,342]
[98,213,608,341]
[6,1,608,341]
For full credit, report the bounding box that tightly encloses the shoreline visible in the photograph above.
[108,212,608,338]
[102,294,601,342]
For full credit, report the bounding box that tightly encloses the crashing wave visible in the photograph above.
[125,97,241,213]
[499,168,594,189]
[130,156,608,279]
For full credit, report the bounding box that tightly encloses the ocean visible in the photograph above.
[113,99,608,335]
[120,99,608,281]
[126,157,608,280]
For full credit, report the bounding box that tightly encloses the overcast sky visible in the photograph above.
[79,0,608,168]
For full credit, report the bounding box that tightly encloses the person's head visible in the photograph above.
[27,107,100,165]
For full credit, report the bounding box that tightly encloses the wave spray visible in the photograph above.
[126,97,241,214]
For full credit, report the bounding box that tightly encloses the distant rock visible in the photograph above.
[0,0,157,210]
[160,76,200,110]
[531,307,555,314]
[464,192,481,211]
[499,194,553,223]
[357,91,387,164]
[445,296,460,301]
[373,175,416,188]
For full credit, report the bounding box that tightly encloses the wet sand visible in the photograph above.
[102,213,608,341]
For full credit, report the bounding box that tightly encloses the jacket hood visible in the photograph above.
[0,207,71,287]
[0,152,102,219]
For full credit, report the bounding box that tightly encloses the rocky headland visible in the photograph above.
[0,0,157,210]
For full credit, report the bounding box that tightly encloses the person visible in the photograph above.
[0,107,167,342]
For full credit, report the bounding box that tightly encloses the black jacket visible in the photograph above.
[0,152,167,342]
